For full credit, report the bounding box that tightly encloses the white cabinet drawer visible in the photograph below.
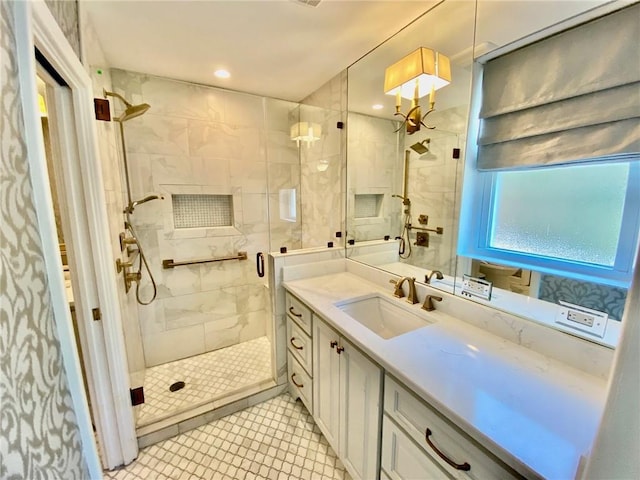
[286,292,312,335]
[287,317,312,375]
[382,415,453,480]
[288,352,312,413]
[384,375,521,480]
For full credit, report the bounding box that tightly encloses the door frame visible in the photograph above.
[13,0,138,472]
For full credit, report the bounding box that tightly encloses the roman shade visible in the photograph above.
[477,4,640,171]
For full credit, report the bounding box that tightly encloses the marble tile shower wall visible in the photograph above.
[347,106,467,276]
[300,72,347,247]
[109,70,301,367]
[299,105,344,248]
[347,112,402,243]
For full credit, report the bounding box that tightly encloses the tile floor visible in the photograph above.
[137,337,273,427]
[106,394,351,480]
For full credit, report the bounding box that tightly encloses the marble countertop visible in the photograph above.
[283,271,608,480]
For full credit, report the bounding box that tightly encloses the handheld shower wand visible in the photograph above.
[105,88,159,305]
[124,194,165,214]
[393,151,412,259]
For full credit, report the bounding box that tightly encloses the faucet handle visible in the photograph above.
[389,278,405,298]
[422,294,443,312]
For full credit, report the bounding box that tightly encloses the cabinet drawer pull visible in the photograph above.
[289,306,302,318]
[336,346,345,355]
[425,428,471,471]
[291,373,304,388]
[330,340,338,349]
[290,337,304,350]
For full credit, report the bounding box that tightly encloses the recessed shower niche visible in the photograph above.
[171,194,233,229]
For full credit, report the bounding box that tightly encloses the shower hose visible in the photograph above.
[125,212,158,305]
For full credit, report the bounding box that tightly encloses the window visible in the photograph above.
[460,160,639,287]
[460,5,640,289]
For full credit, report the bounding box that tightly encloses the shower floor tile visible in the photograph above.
[106,394,351,480]
[137,337,272,427]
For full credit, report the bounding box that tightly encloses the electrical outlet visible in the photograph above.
[461,275,492,300]
[567,310,594,327]
[555,301,608,338]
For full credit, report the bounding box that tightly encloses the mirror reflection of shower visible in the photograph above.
[393,139,441,259]
[393,150,412,258]
[105,89,161,305]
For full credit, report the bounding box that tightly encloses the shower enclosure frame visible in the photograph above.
[14,0,138,471]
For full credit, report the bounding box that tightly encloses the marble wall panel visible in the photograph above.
[142,324,206,366]
[300,73,347,248]
[187,120,263,160]
[124,115,190,156]
[204,310,267,352]
[347,113,401,242]
[229,161,268,194]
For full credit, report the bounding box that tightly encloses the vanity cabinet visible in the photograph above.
[314,317,383,480]
[286,292,313,413]
[382,375,522,480]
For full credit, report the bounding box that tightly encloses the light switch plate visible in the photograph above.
[555,300,608,338]
[461,275,493,300]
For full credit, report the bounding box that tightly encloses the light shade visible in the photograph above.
[384,47,451,100]
[290,122,321,147]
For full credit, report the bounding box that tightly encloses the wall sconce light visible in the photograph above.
[384,47,451,134]
[291,122,322,147]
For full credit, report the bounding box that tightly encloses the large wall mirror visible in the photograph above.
[345,0,626,346]
[346,0,475,292]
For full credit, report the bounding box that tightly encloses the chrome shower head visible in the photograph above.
[410,138,431,155]
[104,89,151,122]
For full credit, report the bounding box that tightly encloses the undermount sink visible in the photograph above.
[336,294,433,339]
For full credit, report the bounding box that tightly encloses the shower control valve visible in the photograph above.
[116,258,133,273]
[119,232,138,251]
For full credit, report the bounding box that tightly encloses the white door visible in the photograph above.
[15,1,138,470]
[313,318,341,448]
[340,337,382,480]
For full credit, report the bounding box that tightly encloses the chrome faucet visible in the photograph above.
[425,270,444,284]
[422,294,443,312]
[390,277,419,304]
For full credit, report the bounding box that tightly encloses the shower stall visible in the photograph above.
[103,69,334,434]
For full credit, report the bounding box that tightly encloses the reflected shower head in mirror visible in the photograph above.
[411,138,438,160]
[104,89,151,122]
[410,138,430,154]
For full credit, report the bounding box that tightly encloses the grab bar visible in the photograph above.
[408,225,444,234]
[256,252,265,278]
[162,251,248,269]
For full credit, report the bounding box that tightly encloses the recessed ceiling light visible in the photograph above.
[372,104,384,110]
[214,69,231,79]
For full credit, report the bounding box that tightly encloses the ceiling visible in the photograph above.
[83,0,437,103]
